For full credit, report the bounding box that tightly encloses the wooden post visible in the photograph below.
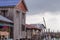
[13,9,22,40]
[26,28,27,40]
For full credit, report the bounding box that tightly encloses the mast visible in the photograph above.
[43,17,46,28]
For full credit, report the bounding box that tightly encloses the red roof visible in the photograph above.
[25,24,41,30]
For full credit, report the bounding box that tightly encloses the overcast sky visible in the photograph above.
[25,0,60,32]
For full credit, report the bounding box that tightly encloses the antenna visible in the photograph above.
[43,17,46,28]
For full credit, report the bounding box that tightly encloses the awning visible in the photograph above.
[0,15,13,23]
[0,23,13,27]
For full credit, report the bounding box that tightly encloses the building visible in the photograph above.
[0,0,28,40]
[25,24,45,40]
[0,15,13,40]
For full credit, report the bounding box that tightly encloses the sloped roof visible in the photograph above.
[25,24,45,30]
[31,24,45,29]
[25,24,36,29]
[0,0,21,6]
[0,15,12,23]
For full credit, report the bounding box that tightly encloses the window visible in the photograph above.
[0,11,1,13]
[22,13,25,24]
[16,10,20,14]
[0,10,8,17]
[16,10,20,18]
[22,24,25,31]
[22,13,25,19]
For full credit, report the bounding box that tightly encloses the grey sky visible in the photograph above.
[25,0,60,15]
[25,0,60,31]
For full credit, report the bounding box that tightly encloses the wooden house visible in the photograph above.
[0,0,28,40]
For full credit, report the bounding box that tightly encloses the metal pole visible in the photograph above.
[43,17,46,28]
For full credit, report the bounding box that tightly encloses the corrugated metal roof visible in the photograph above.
[25,24,45,30]
[0,15,13,23]
[0,0,20,6]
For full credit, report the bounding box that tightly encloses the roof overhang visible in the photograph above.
[0,15,13,23]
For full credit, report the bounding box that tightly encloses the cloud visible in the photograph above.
[26,12,60,31]
[25,0,60,15]
[25,0,60,31]
[26,14,43,24]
